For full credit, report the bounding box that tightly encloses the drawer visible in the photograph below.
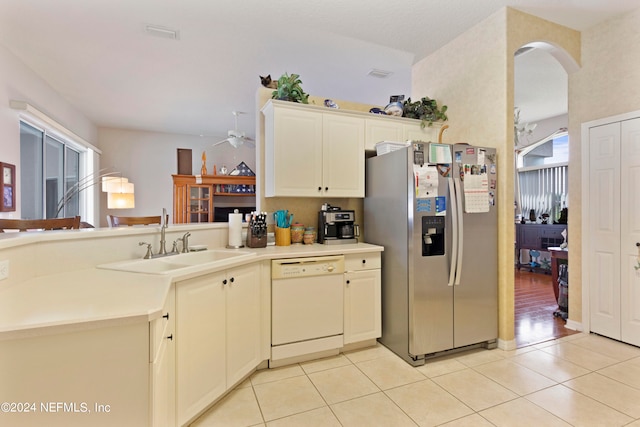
[345,252,381,271]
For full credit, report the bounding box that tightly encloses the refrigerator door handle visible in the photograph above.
[447,178,458,287]
[453,177,464,285]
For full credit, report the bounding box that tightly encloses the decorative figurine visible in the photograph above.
[201,151,208,175]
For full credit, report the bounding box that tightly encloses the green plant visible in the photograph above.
[272,73,309,104]
[402,96,448,128]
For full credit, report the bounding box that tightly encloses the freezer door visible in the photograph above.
[451,144,498,347]
[409,169,454,356]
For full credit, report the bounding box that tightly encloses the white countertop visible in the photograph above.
[0,243,382,339]
[0,269,172,340]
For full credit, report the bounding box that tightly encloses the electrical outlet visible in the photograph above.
[0,260,9,280]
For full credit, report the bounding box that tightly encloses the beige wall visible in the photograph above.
[0,44,97,220]
[412,8,580,347]
[569,6,640,325]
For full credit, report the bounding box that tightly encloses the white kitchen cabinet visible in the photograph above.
[262,100,364,198]
[364,116,441,151]
[225,263,262,386]
[151,285,176,427]
[365,118,403,151]
[343,253,381,344]
[176,264,261,426]
[403,121,439,142]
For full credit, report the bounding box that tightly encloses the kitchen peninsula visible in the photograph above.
[0,225,382,427]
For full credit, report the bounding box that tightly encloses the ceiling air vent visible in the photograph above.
[144,24,180,40]
[367,68,393,79]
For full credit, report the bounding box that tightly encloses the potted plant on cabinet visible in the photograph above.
[402,96,448,128]
[271,73,309,104]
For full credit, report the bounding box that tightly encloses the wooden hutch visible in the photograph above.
[172,174,256,223]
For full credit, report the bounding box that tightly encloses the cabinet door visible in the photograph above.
[225,264,262,386]
[365,118,403,150]
[266,105,323,197]
[344,269,381,344]
[187,184,213,223]
[151,286,175,427]
[151,334,175,427]
[520,225,542,249]
[176,272,226,426]
[323,114,365,197]
[403,122,439,142]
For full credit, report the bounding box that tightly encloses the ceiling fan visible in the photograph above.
[213,111,255,148]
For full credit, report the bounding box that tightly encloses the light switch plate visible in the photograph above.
[0,260,9,280]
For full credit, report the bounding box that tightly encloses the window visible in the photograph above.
[516,132,569,223]
[20,121,83,219]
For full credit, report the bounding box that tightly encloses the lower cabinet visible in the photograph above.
[175,263,261,426]
[150,285,176,427]
[343,253,382,344]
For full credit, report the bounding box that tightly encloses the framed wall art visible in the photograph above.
[0,162,16,212]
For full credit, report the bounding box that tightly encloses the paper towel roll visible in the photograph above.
[227,211,244,248]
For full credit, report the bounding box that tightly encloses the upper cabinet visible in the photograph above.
[262,100,441,198]
[364,118,440,151]
[262,100,364,198]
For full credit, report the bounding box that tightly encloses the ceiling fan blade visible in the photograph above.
[213,138,230,147]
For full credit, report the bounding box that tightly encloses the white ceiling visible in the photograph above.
[0,0,637,140]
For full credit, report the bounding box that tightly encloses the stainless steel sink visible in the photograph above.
[97,249,256,275]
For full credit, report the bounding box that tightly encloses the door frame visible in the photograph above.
[580,109,640,334]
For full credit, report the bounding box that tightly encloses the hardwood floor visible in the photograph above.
[515,269,578,348]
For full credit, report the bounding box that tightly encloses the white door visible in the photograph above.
[588,116,640,346]
[621,118,640,345]
[589,122,621,339]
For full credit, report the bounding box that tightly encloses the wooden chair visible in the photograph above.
[107,214,167,227]
[0,216,81,232]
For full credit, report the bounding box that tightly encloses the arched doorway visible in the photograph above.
[513,42,578,347]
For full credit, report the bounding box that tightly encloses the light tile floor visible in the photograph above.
[190,333,640,427]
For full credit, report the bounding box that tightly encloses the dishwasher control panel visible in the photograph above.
[272,255,345,279]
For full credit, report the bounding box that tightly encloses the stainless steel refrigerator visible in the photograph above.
[364,142,498,366]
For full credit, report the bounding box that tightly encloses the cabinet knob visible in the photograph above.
[222,279,228,285]
[346,280,350,285]
[362,259,366,264]
[325,187,329,191]
[163,313,169,320]
[318,186,322,192]
[167,334,173,341]
[230,277,235,283]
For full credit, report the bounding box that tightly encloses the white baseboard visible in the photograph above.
[565,319,582,331]
[497,338,517,351]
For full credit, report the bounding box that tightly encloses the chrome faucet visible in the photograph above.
[139,242,153,259]
[180,232,191,253]
[158,208,168,256]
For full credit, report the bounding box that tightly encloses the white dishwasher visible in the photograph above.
[271,255,345,364]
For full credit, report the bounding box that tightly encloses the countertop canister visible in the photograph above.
[291,223,305,244]
[303,226,316,245]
